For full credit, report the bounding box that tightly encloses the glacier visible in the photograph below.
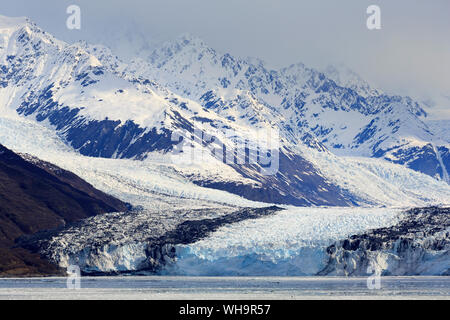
[22,206,449,277]
[1,96,450,276]
[163,207,403,276]
[0,112,449,210]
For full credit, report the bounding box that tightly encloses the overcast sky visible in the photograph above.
[2,0,450,117]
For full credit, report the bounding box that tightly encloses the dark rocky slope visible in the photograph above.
[0,144,129,276]
[319,207,450,276]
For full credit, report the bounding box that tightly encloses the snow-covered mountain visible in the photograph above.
[0,16,352,206]
[0,15,449,208]
[123,33,449,184]
[1,15,449,277]
[322,64,381,98]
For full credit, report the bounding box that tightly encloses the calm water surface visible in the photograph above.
[0,276,448,299]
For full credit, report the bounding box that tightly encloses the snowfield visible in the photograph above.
[298,145,450,207]
[0,112,448,210]
[0,113,262,210]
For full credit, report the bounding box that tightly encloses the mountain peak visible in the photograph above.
[0,15,29,29]
[148,33,215,67]
[175,33,207,46]
[322,64,381,97]
[0,14,63,51]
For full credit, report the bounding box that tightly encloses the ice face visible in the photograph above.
[165,207,403,276]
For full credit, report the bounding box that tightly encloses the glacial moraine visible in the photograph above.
[319,206,450,276]
[19,206,283,275]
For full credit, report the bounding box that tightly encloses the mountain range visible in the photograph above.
[0,14,449,276]
[0,15,448,209]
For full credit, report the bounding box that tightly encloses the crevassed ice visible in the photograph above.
[166,207,403,276]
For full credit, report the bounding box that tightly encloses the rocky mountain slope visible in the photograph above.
[0,16,357,206]
[319,207,449,276]
[127,34,449,183]
[1,15,449,208]
[0,143,128,276]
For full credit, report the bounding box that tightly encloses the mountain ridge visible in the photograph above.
[0,15,449,209]
[130,32,448,183]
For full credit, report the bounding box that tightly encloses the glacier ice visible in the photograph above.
[163,207,403,276]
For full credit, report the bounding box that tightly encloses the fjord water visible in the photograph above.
[0,277,448,299]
